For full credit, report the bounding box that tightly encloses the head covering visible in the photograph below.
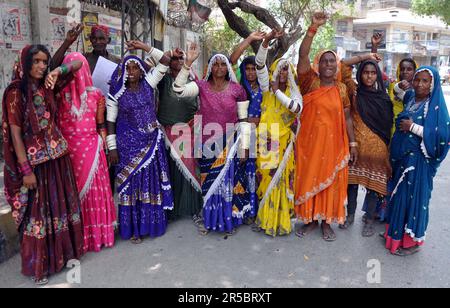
[239,56,262,118]
[91,25,110,37]
[355,60,394,145]
[60,52,93,120]
[109,55,147,100]
[404,66,449,163]
[11,47,28,81]
[313,50,342,81]
[204,54,238,83]
[270,58,301,101]
[1,45,53,227]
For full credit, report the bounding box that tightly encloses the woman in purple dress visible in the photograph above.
[106,41,180,243]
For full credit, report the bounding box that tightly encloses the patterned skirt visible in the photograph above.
[117,129,174,240]
[20,155,84,280]
[200,134,257,233]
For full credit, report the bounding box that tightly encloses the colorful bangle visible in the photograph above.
[308,26,318,35]
[19,161,33,176]
[59,64,69,75]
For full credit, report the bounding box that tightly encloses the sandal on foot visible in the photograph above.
[193,215,203,227]
[321,224,337,242]
[198,224,209,236]
[339,214,355,230]
[130,237,143,245]
[296,222,318,238]
[244,217,255,226]
[226,228,237,236]
[362,221,375,237]
[251,224,262,233]
[392,247,421,257]
[32,277,49,286]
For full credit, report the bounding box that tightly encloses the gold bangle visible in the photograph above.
[350,142,358,148]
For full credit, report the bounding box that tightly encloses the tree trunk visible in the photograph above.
[217,0,304,66]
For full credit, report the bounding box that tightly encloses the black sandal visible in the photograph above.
[295,221,319,238]
[339,214,355,230]
[321,223,337,242]
[362,221,375,237]
[392,246,421,257]
[251,224,262,233]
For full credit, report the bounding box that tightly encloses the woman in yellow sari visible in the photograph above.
[254,30,303,236]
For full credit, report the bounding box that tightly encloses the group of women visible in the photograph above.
[2,12,449,284]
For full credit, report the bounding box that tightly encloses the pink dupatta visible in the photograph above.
[58,52,104,200]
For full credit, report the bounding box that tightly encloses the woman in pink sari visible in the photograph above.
[57,52,116,253]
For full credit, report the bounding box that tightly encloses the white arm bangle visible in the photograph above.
[106,134,117,151]
[255,45,269,67]
[106,95,119,123]
[147,47,165,64]
[174,66,191,88]
[394,82,406,100]
[410,123,424,138]
[240,122,252,150]
[146,63,169,88]
[275,90,302,114]
[257,66,270,92]
[237,100,250,120]
[173,66,199,97]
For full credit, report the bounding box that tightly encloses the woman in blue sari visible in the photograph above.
[384,66,449,256]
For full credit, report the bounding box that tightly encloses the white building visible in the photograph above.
[344,0,450,77]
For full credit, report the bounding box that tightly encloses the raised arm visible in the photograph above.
[297,12,328,76]
[371,32,383,54]
[173,42,201,98]
[255,30,283,93]
[230,31,266,65]
[126,40,174,88]
[342,53,382,67]
[50,24,84,70]
[45,60,83,90]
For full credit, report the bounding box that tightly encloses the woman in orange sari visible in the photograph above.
[294,13,357,241]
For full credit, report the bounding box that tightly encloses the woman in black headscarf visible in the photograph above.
[340,59,393,237]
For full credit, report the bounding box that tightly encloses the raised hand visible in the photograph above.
[312,12,328,27]
[372,32,383,47]
[248,31,266,42]
[185,42,201,66]
[368,53,382,62]
[66,23,84,45]
[126,40,151,53]
[172,48,185,58]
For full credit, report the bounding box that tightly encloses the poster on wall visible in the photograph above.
[81,11,99,54]
[98,14,123,58]
[0,3,32,50]
[50,14,73,54]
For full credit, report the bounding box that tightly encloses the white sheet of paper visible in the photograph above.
[92,56,119,97]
